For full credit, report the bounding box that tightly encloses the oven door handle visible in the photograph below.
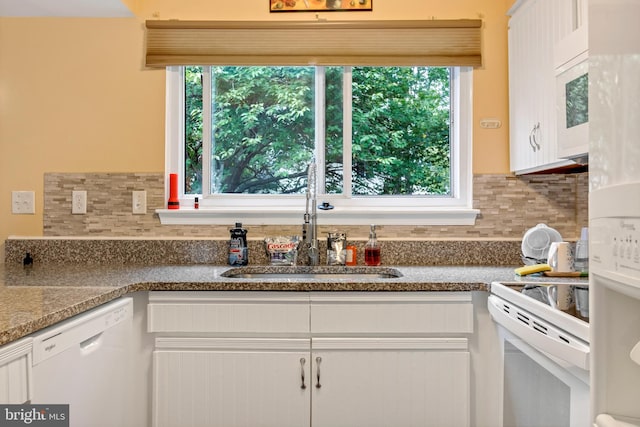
[488,295,590,370]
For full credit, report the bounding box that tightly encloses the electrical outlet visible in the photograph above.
[12,191,35,214]
[132,190,147,214]
[72,191,87,214]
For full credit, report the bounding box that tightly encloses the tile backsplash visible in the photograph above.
[43,172,588,240]
[5,238,524,265]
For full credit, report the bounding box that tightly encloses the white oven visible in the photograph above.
[489,281,590,427]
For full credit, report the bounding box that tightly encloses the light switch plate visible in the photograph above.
[12,191,35,214]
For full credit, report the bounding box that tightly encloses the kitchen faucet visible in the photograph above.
[303,161,319,265]
[303,160,334,266]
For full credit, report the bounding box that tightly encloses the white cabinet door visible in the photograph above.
[509,0,575,174]
[310,293,473,427]
[311,338,470,427]
[509,0,540,172]
[0,338,32,404]
[153,338,311,427]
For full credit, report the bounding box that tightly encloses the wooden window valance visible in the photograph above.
[145,19,482,67]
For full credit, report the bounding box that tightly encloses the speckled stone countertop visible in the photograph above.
[0,263,589,347]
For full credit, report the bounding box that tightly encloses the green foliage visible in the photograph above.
[351,67,450,195]
[212,66,314,194]
[184,66,451,196]
[565,73,588,128]
[185,67,203,194]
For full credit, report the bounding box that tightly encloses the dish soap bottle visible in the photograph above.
[365,224,381,266]
[229,222,248,266]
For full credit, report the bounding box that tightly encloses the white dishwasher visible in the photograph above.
[31,297,133,427]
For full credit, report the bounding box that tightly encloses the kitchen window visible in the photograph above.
[162,65,475,225]
[151,20,481,225]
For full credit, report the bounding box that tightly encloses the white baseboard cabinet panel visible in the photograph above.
[310,292,474,334]
[147,291,310,335]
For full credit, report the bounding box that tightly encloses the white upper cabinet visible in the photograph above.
[508,0,578,174]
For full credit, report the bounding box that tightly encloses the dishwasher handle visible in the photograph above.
[80,332,104,354]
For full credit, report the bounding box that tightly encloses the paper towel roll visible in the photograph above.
[595,414,640,427]
[631,340,640,366]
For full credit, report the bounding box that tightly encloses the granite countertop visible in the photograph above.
[0,263,587,346]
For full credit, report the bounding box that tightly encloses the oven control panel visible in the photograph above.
[591,217,640,294]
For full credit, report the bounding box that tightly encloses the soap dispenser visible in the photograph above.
[365,224,381,266]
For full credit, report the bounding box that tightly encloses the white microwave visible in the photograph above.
[555,26,589,163]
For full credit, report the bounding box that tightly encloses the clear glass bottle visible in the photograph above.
[364,224,381,266]
[574,227,589,273]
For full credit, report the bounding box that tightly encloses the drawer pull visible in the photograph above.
[315,356,322,388]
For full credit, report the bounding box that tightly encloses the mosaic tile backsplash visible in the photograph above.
[42,172,588,240]
[2,172,588,265]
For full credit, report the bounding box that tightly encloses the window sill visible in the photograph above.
[156,208,479,226]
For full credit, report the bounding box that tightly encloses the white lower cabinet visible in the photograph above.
[153,338,311,427]
[309,292,472,427]
[311,338,470,427]
[0,337,32,404]
[148,291,473,427]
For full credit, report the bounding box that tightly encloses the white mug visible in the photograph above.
[546,284,574,311]
[548,241,574,272]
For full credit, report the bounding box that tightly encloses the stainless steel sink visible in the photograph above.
[222,267,402,280]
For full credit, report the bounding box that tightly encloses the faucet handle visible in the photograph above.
[318,201,334,210]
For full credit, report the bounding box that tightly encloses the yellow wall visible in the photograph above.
[0,0,511,253]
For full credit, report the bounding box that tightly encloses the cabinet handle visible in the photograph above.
[315,356,322,389]
[300,358,307,390]
[532,122,541,150]
[529,125,538,152]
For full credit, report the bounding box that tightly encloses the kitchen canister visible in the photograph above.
[548,241,574,272]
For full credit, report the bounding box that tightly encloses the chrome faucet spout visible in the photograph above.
[304,161,319,266]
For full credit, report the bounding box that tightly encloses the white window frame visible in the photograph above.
[158,66,478,225]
